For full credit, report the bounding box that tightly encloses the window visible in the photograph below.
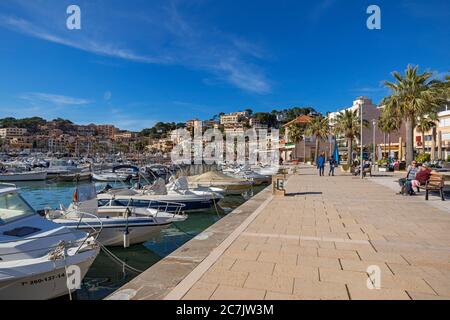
[440,118,450,127]
[442,133,450,141]
[0,192,35,225]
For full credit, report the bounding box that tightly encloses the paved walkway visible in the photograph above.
[167,166,450,300]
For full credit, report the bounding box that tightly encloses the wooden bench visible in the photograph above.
[419,173,445,201]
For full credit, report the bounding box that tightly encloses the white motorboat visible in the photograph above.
[0,170,47,182]
[251,165,280,176]
[57,171,92,182]
[46,159,81,177]
[47,184,187,247]
[92,172,131,182]
[167,176,226,195]
[222,167,271,185]
[0,184,99,300]
[92,164,138,182]
[187,171,253,195]
[97,178,223,212]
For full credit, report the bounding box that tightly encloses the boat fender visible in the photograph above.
[123,227,130,248]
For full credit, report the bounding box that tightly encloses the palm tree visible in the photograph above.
[378,109,401,159]
[334,109,368,165]
[287,123,305,160]
[287,123,305,144]
[382,65,442,164]
[305,116,330,164]
[416,112,438,154]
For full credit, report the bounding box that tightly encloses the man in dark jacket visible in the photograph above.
[317,152,325,176]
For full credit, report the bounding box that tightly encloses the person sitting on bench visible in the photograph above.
[405,164,431,195]
[397,160,418,195]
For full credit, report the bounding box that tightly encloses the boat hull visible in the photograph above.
[60,222,171,246]
[0,247,98,300]
[0,171,47,181]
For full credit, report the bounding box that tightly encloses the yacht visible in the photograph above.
[97,177,223,212]
[0,184,99,300]
[46,159,81,177]
[46,184,187,247]
[92,165,138,182]
[0,170,47,182]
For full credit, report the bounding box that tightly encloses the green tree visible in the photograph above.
[382,65,443,164]
[378,108,401,159]
[287,123,306,144]
[305,116,330,163]
[334,109,368,165]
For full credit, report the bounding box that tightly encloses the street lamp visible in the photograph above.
[372,119,377,172]
[303,134,306,163]
[360,101,364,179]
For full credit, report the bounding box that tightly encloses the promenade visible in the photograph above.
[110,166,450,300]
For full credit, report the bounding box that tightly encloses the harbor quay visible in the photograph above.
[110,165,450,300]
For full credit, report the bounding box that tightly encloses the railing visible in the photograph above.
[124,197,186,219]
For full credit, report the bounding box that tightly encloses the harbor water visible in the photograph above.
[15,179,266,300]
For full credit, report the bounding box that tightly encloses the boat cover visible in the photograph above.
[187,171,247,183]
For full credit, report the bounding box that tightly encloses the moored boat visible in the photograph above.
[46,184,187,247]
[0,184,99,300]
[187,171,253,195]
[0,170,47,181]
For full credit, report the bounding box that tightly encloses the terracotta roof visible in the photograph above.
[283,115,313,127]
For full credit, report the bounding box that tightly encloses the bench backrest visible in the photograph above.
[428,173,444,187]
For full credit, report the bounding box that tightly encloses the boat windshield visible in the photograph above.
[0,192,35,225]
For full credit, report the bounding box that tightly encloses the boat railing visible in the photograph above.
[46,209,103,248]
[125,198,186,218]
[0,182,18,188]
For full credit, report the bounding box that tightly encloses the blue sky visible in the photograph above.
[0,0,448,131]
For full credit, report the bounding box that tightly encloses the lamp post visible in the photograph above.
[303,134,306,163]
[360,101,364,179]
[372,119,376,172]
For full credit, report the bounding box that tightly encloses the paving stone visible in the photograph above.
[210,285,266,300]
[244,273,294,294]
[230,260,275,275]
[293,279,349,300]
[182,282,218,300]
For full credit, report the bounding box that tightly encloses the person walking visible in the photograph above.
[317,152,325,176]
[328,156,336,176]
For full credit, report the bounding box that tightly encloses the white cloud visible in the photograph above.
[20,92,92,106]
[0,1,271,94]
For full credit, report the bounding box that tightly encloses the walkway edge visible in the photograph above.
[163,194,274,300]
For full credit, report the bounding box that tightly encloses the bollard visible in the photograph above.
[272,174,286,196]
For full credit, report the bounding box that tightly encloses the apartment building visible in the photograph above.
[0,127,27,138]
[220,111,249,126]
[413,101,450,160]
[97,124,116,138]
[328,97,407,161]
